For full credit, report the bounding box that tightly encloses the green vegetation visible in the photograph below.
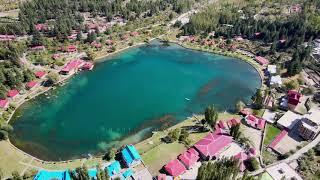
[264,124,281,146]
[204,105,218,128]
[251,89,264,109]
[235,100,245,113]
[69,166,89,180]
[196,158,239,180]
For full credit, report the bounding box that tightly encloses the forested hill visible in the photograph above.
[3,0,197,35]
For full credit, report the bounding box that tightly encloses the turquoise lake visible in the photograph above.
[10,41,261,161]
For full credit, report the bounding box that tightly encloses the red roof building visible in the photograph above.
[240,108,251,116]
[81,62,94,71]
[130,31,139,37]
[62,45,77,53]
[91,41,102,48]
[0,34,16,41]
[234,36,244,41]
[194,132,232,160]
[121,34,129,40]
[226,118,241,128]
[217,120,226,129]
[268,129,288,149]
[52,54,61,60]
[245,115,266,130]
[234,152,249,172]
[35,71,47,79]
[249,147,257,157]
[255,56,269,65]
[106,40,113,45]
[0,99,9,109]
[26,81,38,90]
[178,148,199,169]
[35,24,48,31]
[60,59,84,75]
[287,90,301,106]
[164,159,186,177]
[254,32,261,37]
[31,45,45,51]
[7,89,19,98]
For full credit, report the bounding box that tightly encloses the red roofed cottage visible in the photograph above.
[7,89,19,99]
[178,148,199,169]
[26,81,39,90]
[164,159,186,177]
[0,99,9,109]
[35,71,47,79]
[255,56,269,66]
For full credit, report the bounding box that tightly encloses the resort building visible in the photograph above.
[106,161,121,177]
[60,59,84,75]
[297,108,320,140]
[0,34,16,41]
[35,71,47,79]
[178,148,200,169]
[277,110,301,130]
[226,118,241,128]
[234,152,248,172]
[26,81,39,90]
[164,159,187,177]
[287,90,302,110]
[62,45,77,53]
[121,145,142,167]
[34,170,71,180]
[267,65,277,75]
[0,99,9,110]
[194,131,233,160]
[31,45,46,51]
[269,75,282,87]
[263,95,274,109]
[268,129,289,152]
[7,89,19,99]
[255,56,269,66]
[265,162,303,180]
[82,62,94,71]
[244,115,266,130]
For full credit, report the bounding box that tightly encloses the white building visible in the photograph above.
[277,111,302,130]
[267,65,277,75]
[265,162,303,180]
[270,75,282,87]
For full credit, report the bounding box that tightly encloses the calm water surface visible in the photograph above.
[10,41,261,160]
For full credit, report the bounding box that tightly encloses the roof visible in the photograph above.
[34,170,71,180]
[7,89,19,98]
[194,132,232,158]
[270,75,282,86]
[88,169,97,179]
[277,111,301,129]
[61,59,84,72]
[234,152,249,172]
[267,65,277,74]
[303,108,320,125]
[31,45,45,50]
[217,120,226,129]
[288,90,301,106]
[0,99,9,108]
[106,161,121,177]
[269,129,288,149]
[255,56,269,65]
[121,145,141,166]
[35,71,46,78]
[178,148,199,168]
[266,162,303,180]
[226,118,241,128]
[132,168,153,180]
[245,115,266,130]
[164,159,186,176]
[122,169,133,179]
[26,81,38,88]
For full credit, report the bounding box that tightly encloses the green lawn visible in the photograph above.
[264,124,281,146]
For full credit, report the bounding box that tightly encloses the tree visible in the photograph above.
[204,105,218,128]
[251,89,264,109]
[96,164,109,180]
[230,124,241,140]
[47,72,60,85]
[235,101,245,112]
[168,128,181,141]
[104,148,116,161]
[247,158,259,171]
[0,168,3,180]
[31,30,44,46]
[12,170,22,180]
[0,130,9,140]
[70,166,89,180]
[86,50,96,61]
[196,158,239,180]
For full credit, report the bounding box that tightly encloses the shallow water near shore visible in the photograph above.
[10,41,261,161]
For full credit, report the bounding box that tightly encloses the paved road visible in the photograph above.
[250,134,320,176]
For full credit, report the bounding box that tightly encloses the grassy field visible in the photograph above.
[264,124,281,146]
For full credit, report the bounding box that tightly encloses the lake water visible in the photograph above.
[10,41,261,161]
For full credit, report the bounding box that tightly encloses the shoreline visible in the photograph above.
[4,38,264,166]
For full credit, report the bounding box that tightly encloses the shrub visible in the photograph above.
[168,128,181,141]
[103,148,117,161]
[0,130,9,140]
[247,158,259,171]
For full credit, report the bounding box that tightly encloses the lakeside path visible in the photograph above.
[2,41,264,177]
